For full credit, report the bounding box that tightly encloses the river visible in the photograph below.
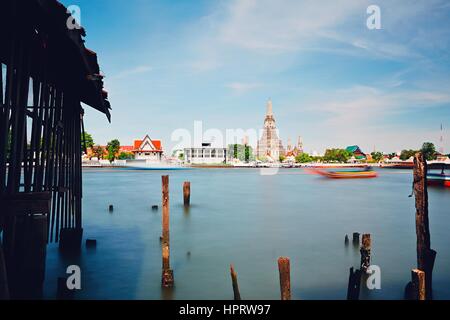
[43,168,450,299]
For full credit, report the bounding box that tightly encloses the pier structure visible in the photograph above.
[0,0,110,298]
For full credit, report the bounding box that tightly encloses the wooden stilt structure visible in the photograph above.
[0,0,110,298]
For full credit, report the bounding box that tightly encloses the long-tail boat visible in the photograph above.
[307,167,378,179]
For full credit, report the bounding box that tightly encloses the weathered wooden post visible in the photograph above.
[352,232,360,246]
[230,264,241,300]
[360,234,371,273]
[161,244,174,287]
[347,267,361,300]
[161,175,174,287]
[277,257,291,300]
[344,234,349,245]
[162,176,170,244]
[411,269,426,300]
[412,152,436,299]
[183,181,191,207]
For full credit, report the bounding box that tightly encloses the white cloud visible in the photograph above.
[217,0,364,52]
[296,85,450,152]
[110,65,153,80]
[225,82,262,94]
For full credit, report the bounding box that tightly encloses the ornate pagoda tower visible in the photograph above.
[257,99,285,161]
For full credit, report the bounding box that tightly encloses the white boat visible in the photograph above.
[120,159,187,170]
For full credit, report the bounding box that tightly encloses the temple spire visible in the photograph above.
[266,98,273,116]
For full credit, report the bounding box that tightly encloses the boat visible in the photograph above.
[427,173,450,187]
[307,166,378,179]
[380,161,414,169]
[305,163,369,169]
[120,159,187,170]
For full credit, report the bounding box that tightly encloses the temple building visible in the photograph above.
[285,136,304,157]
[257,99,285,161]
[345,145,366,161]
[132,135,163,160]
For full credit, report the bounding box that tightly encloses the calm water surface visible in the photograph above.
[43,168,450,299]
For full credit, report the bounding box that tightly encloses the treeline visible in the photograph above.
[81,132,134,161]
[290,142,444,164]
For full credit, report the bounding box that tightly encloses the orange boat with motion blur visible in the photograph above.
[307,167,378,179]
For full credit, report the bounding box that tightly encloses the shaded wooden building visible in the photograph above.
[0,0,111,298]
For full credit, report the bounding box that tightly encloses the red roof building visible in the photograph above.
[130,135,163,160]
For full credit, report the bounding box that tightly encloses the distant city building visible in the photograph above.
[132,135,163,160]
[257,99,285,161]
[184,143,228,164]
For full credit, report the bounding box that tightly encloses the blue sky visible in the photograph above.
[62,0,450,154]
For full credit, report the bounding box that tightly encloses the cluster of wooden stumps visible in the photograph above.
[155,152,436,300]
[228,257,291,300]
[225,153,436,301]
[345,232,371,300]
[345,152,437,301]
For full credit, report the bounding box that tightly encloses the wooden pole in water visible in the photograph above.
[183,181,190,207]
[352,232,360,245]
[161,244,174,287]
[413,152,436,299]
[162,244,170,270]
[360,234,371,273]
[162,175,170,244]
[411,269,426,300]
[347,267,361,300]
[277,257,291,300]
[230,264,241,300]
[161,175,174,287]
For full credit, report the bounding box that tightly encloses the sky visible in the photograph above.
[62,0,450,155]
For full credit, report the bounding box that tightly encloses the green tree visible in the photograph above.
[118,152,134,160]
[228,144,254,162]
[81,131,94,152]
[279,155,286,162]
[323,149,352,163]
[295,152,312,163]
[106,139,120,162]
[371,151,383,162]
[244,145,250,163]
[400,149,417,161]
[421,142,437,161]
